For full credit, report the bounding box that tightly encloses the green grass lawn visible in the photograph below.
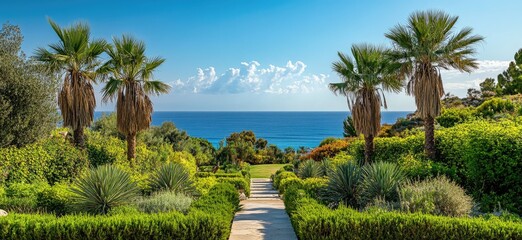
[249,164,290,178]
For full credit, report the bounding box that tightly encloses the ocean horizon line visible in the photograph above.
[94,110,414,113]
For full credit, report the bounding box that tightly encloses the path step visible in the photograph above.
[251,190,278,194]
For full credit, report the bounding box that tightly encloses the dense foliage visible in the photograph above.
[0,23,58,148]
[0,135,88,185]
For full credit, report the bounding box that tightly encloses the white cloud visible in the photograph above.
[441,60,509,95]
[169,61,328,94]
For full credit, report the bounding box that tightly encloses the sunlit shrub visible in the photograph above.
[400,176,473,217]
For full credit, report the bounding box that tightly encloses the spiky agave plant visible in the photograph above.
[149,162,195,195]
[70,165,139,214]
[324,162,362,207]
[359,161,405,207]
[297,159,323,179]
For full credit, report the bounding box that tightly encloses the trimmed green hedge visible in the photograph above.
[0,183,239,240]
[284,187,522,240]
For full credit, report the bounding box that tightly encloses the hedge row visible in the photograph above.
[284,187,522,240]
[0,183,239,240]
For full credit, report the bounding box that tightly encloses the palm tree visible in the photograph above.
[385,10,483,159]
[35,19,107,147]
[330,44,401,164]
[99,35,171,160]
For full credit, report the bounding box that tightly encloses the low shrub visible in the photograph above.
[279,177,303,194]
[0,138,87,185]
[273,171,297,189]
[195,172,243,178]
[36,182,73,215]
[194,177,218,196]
[400,176,473,217]
[0,182,50,213]
[475,97,515,117]
[307,139,349,161]
[136,191,193,214]
[436,107,476,128]
[217,177,250,196]
[0,183,240,240]
[301,178,328,200]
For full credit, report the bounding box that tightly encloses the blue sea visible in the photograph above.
[94,111,411,149]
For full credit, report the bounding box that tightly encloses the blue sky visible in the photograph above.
[2,0,520,111]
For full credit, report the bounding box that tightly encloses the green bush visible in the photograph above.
[359,162,405,207]
[298,160,323,179]
[279,177,303,194]
[194,176,218,196]
[476,98,515,117]
[400,176,473,217]
[273,171,297,189]
[436,107,476,128]
[289,197,522,240]
[36,182,73,215]
[217,177,250,196]
[195,172,243,178]
[149,162,195,195]
[0,183,240,240]
[136,191,193,214]
[0,137,87,185]
[0,182,50,213]
[301,178,328,200]
[71,165,139,214]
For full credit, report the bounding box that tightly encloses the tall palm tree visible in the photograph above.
[385,10,483,159]
[35,19,107,147]
[330,44,402,164]
[99,35,171,160]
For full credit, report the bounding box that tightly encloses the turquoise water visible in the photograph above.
[94,111,411,149]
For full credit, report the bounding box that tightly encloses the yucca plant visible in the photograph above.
[324,162,362,207]
[297,159,323,179]
[359,162,405,207]
[70,165,139,214]
[149,162,195,195]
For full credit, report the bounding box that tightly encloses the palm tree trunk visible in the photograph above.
[364,134,375,164]
[424,116,436,159]
[127,133,137,160]
[73,127,85,148]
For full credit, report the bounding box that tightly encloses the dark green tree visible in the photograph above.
[0,23,58,147]
[496,49,522,95]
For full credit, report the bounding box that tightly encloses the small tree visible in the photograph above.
[0,23,58,147]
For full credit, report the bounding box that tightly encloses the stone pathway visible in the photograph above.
[229,178,297,240]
